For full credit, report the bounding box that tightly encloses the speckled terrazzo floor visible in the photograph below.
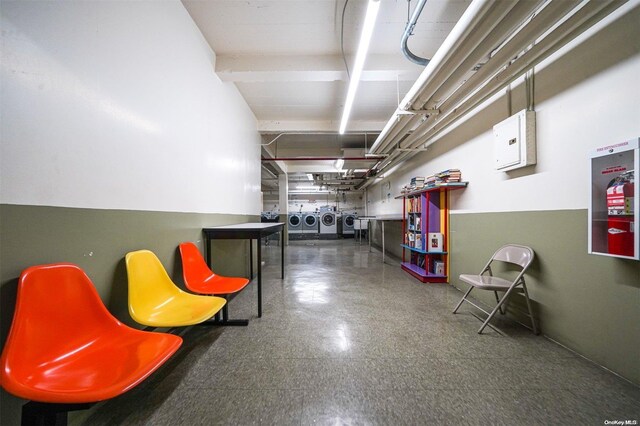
[81,239,639,425]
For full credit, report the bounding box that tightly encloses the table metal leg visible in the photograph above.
[257,238,262,318]
[368,221,371,253]
[249,239,253,279]
[382,221,385,263]
[281,230,285,279]
[204,236,211,268]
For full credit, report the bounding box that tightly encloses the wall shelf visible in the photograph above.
[399,182,467,283]
[400,244,447,255]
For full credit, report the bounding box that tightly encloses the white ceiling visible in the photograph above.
[182,0,472,186]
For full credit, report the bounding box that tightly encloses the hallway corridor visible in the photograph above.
[83,240,640,425]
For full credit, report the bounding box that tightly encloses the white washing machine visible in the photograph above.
[320,212,337,235]
[302,213,319,233]
[342,213,356,235]
[288,213,303,234]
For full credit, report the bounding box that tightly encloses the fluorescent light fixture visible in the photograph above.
[297,185,319,190]
[334,158,345,170]
[306,173,314,181]
[339,0,381,134]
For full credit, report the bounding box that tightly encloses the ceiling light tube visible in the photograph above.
[339,0,381,134]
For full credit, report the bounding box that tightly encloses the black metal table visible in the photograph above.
[202,222,285,318]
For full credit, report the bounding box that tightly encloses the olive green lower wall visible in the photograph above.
[450,210,639,384]
[0,204,259,426]
[372,210,639,385]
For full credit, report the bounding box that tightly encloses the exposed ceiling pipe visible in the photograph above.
[400,0,619,152]
[393,0,578,152]
[261,163,278,179]
[371,114,423,155]
[401,0,431,66]
[373,0,627,179]
[407,1,529,111]
[372,0,543,156]
[368,0,500,154]
[409,0,544,111]
[360,0,626,188]
[372,0,545,156]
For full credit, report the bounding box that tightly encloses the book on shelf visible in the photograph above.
[419,169,463,187]
[433,260,445,275]
[410,176,425,185]
[414,234,422,250]
[428,233,443,252]
[406,197,421,213]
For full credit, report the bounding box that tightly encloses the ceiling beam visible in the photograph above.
[216,54,422,83]
[257,120,386,133]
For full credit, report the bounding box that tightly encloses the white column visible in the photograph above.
[279,173,289,245]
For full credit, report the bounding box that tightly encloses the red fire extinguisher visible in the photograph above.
[606,170,635,256]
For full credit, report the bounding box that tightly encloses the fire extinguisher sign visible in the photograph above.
[588,137,639,260]
[601,165,627,175]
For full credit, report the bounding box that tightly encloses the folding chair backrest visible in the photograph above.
[492,245,534,270]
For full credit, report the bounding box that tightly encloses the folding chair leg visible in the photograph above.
[521,283,539,335]
[452,287,473,314]
[478,286,517,334]
[494,291,505,315]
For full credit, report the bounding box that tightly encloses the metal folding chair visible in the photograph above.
[452,244,538,334]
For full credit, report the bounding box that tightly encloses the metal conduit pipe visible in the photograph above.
[369,0,497,154]
[411,0,545,110]
[415,0,582,131]
[367,0,626,183]
[400,0,496,111]
[401,0,431,66]
[379,0,627,176]
[373,114,423,155]
[374,0,544,156]
[409,0,523,109]
[400,0,625,153]
[395,0,587,152]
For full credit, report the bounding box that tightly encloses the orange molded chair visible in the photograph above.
[0,263,182,424]
[125,250,226,327]
[179,242,250,326]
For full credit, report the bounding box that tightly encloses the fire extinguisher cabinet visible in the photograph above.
[588,138,639,260]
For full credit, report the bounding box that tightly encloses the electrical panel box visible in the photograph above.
[493,109,536,172]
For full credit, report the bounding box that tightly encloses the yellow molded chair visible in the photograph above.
[125,250,226,327]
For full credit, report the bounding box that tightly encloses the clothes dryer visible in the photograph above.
[288,213,303,234]
[302,213,319,233]
[342,213,356,235]
[320,212,337,235]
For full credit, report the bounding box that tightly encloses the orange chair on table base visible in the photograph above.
[179,242,251,326]
[0,264,182,425]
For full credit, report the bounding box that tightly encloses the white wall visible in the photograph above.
[368,2,640,216]
[288,192,365,214]
[0,0,261,215]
